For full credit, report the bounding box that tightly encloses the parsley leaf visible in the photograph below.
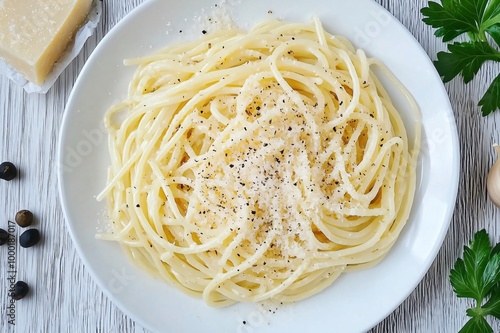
[483,0,500,28]
[486,23,500,47]
[449,230,500,333]
[482,253,500,296]
[422,0,500,115]
[422,0,490,41]
[479,73,500,115]
[450,230,491,302]
[435,42,499,83]
[460,316,493,333]
[482,285,500,319]
[421,1,477,41]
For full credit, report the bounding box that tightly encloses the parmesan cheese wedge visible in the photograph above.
[0,0,93,85]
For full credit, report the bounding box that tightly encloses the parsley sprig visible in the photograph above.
[450,230,500,332]
[421,0,500,116]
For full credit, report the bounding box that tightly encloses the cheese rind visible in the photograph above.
[0,0,93,85]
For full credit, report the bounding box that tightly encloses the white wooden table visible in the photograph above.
[0,0,497,332]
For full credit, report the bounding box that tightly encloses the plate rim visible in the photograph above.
[57,0,460,332]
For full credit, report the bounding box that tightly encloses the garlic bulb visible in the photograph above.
[487,144,500,207]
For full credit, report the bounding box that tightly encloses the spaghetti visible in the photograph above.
[97,18,421,307]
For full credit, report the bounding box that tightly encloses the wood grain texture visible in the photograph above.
[0,0,496,332]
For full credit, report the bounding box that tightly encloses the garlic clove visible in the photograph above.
[487,144,500,207]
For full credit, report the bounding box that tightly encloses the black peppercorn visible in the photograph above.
[0,228,8,245]
[0,162,17,181]
[15,210,33,228]
[19,229,40,248]
[11,281,29,300]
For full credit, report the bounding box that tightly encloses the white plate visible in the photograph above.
[57,0,460,332]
